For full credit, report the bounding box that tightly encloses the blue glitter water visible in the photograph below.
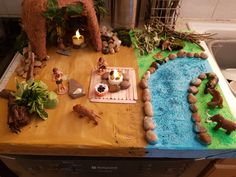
[147,57,212,149]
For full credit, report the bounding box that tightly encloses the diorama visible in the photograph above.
[0,0,236,158]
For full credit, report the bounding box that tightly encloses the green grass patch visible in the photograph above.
[196,80,236,149]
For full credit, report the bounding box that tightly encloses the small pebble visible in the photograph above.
[102,41,108,47]
[188,93,197,104]
[192,112,201,122]
[34,60,42,67]
[177,50,186,58]
[187,52,194,58]
[114,46,120,52]
[194,53,200,58]
[120,80,130,90]
[109,48,115,54]
[169,53,177,60]
[144,116,156,130]
[148,67,156,74]
[197,132,212,145]
[188,86,199,94]
[101,79,109,85]
[191,78,202,87]
[164,57,169,62]
[143,71,151,80]
[144,101,153,117]
[123,73,129,81]
[193,122,207,133]
[140,79,148,89]
[150,62,158,69]
[101,72,109,80]
[198,73,207,80]
[102,47,110,54]
[189,104,198,113]
[145,130,158,145]
[143,88,151,102]
[200,52,208,59]
[109,84,120,92]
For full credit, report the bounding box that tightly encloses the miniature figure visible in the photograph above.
[96,57,107,75]
[207,88,223,108]
[210,114,236,134]
[73,104,101,125]
[52,67,68,94]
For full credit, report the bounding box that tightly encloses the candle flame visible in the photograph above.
[76,29,81,38]
[113,69,120,79]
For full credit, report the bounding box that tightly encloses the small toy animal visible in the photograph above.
[204,74,219,94]
[73,104,101,125]
[210,114,236,134]
[207,88,223,108]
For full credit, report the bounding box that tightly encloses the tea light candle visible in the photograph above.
[108,69,123,85]
[72,29,84,46]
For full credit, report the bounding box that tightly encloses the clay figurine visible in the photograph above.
[210,114,236,134]
[73,104,101,125]
[52,67,68,95]
[204,73,219,94]
[96,57,108,75]
[207,88,223,108]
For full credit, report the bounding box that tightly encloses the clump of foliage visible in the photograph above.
[93,0,107,17]
[113,27,132,47]
[14,80,56,120]
[43,0,83,42]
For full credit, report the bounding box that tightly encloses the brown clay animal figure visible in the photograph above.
[204,73,219,94]
[73,104,101,125]
[207,88,223,108]
[210,114,236,135]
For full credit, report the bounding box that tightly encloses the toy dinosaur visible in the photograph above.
[73,104,101,125]
[207,88,223,108]
[210,114,236,134]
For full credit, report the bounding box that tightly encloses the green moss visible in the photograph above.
[196,80,236,149]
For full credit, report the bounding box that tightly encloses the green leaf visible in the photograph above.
[66,3,83,16]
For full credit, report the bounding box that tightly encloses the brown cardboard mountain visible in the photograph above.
[68,79,86,99]
[22,0,102,60]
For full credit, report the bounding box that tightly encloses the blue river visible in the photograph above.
[147,57,212,150]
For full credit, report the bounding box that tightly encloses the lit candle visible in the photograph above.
[108,69,123,85]
[72,29,84,46]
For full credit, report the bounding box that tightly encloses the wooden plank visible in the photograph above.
[132,69,138,100]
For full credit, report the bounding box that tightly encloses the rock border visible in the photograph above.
[188,73,212,145]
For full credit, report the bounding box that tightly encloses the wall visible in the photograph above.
[180,0,236,20]
[0,0,236,21]
[0,0,21,17]
[139,0,236,22]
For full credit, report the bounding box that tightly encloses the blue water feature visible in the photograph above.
[147,57,212,150]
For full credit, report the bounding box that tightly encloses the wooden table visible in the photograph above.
[0,46,147,157]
